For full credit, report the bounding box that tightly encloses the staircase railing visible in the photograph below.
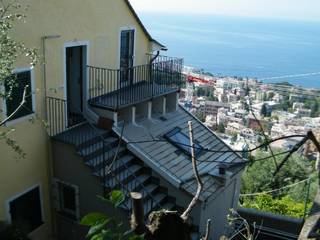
[108,153,164,214]
[46,97,68,136]
[46,96,163,213]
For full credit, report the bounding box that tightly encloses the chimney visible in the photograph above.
[219,164,228,175]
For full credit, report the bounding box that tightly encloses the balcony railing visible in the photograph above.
[88,56,184,110]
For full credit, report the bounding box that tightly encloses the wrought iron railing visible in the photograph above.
[46,96,164,214]
[46,97,68,136]
[88,56,184,110]
[107,153,164,214]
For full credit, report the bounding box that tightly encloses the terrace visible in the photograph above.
[88,55,184,111]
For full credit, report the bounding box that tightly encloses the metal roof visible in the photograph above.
[114,106,246,200]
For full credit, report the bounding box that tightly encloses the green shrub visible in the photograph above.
[241,194,312,218]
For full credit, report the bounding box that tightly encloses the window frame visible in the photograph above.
[5,184,45,234]
[2,67,36,126]
[55,179,80,221]
[164,127,202,157]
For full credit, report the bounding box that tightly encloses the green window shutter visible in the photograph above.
[5,71,33,121]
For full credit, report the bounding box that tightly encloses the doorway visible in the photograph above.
[66,45,86,127]
[120,29,135,85]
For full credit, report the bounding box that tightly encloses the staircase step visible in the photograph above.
[144,193,167,214]
[77,132,114,148]
[93,154,135,177]
[105,164,143,189]
[142,183,159,197]
[85,145,126,168]
[122,182,158,208]
[125,174,151,193]
[79,137,119,158]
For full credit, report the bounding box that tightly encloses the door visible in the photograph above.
[120,29,135,85]
[66,46,85,127]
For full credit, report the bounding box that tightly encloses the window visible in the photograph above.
[56,181,79,221]
[5,70,34,121]
[164,127,202,156]
[8,186,43,235]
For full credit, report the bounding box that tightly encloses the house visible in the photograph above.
[204,101,231,119]
[0,1,246,239]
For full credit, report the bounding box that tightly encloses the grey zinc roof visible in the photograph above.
[114,106,246,200]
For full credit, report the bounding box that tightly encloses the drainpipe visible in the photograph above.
[41,35,61,121]
[41,34,60,240]
[148,51,160,99]
[149,50,160,64]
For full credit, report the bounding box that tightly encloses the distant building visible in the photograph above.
[205,101,231,118]
[295,108,311,117]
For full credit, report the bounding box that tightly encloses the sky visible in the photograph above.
[129,0,320,21]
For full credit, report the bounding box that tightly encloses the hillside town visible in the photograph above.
[180,67,320,159]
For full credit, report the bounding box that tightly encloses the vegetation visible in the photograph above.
[0,1,37,99]
[217,123,226,133]
[0,0,37,157]
[277,95,292,111]
[81,190,143,240]
[240,150,318,218]
[260,103,269,117]
[304,97,320,117]
[242,194,311,218]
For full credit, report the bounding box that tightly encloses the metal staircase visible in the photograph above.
[52,119,182,218]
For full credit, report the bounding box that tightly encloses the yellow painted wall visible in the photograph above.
[0,0,154,239]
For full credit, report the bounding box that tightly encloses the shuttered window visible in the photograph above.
[5,70,34,121]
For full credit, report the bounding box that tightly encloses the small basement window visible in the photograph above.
[164,127,202,156]
[8,186,43,235]
[57,181,79,221]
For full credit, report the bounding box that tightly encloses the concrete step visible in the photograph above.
[105,164,144,189]
[93,154,136,177]
[84,145,126,168]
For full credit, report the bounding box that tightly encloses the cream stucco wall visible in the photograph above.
[0,0,154,239]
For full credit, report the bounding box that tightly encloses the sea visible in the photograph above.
[139,13,320,89]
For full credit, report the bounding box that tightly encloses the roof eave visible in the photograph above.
[124,0,167,51]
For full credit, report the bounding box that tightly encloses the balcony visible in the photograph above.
[88,55,184,111]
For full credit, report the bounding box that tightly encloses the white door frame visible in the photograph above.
[63,40,90,126]
[118,26,137,69]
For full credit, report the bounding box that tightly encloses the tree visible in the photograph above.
[0,1,37,156]
[240,150,317,203]
[217,123,225,133]
[260,103,268,117]
[206,95,218,101]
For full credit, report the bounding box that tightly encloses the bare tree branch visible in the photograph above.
[273,130,320,177]
[181,121,204,221]
[247,97,278,168]
[273,135,309,176]
[0,85,28,127]
[201,219,212,240]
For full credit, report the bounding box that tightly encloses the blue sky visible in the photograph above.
[130,0,320,21]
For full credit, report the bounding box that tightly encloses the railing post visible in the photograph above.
[117,70,120,109]
[102,141,107,196]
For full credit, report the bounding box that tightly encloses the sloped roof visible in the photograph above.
[114,106,246,200]
[124,0,167,50]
